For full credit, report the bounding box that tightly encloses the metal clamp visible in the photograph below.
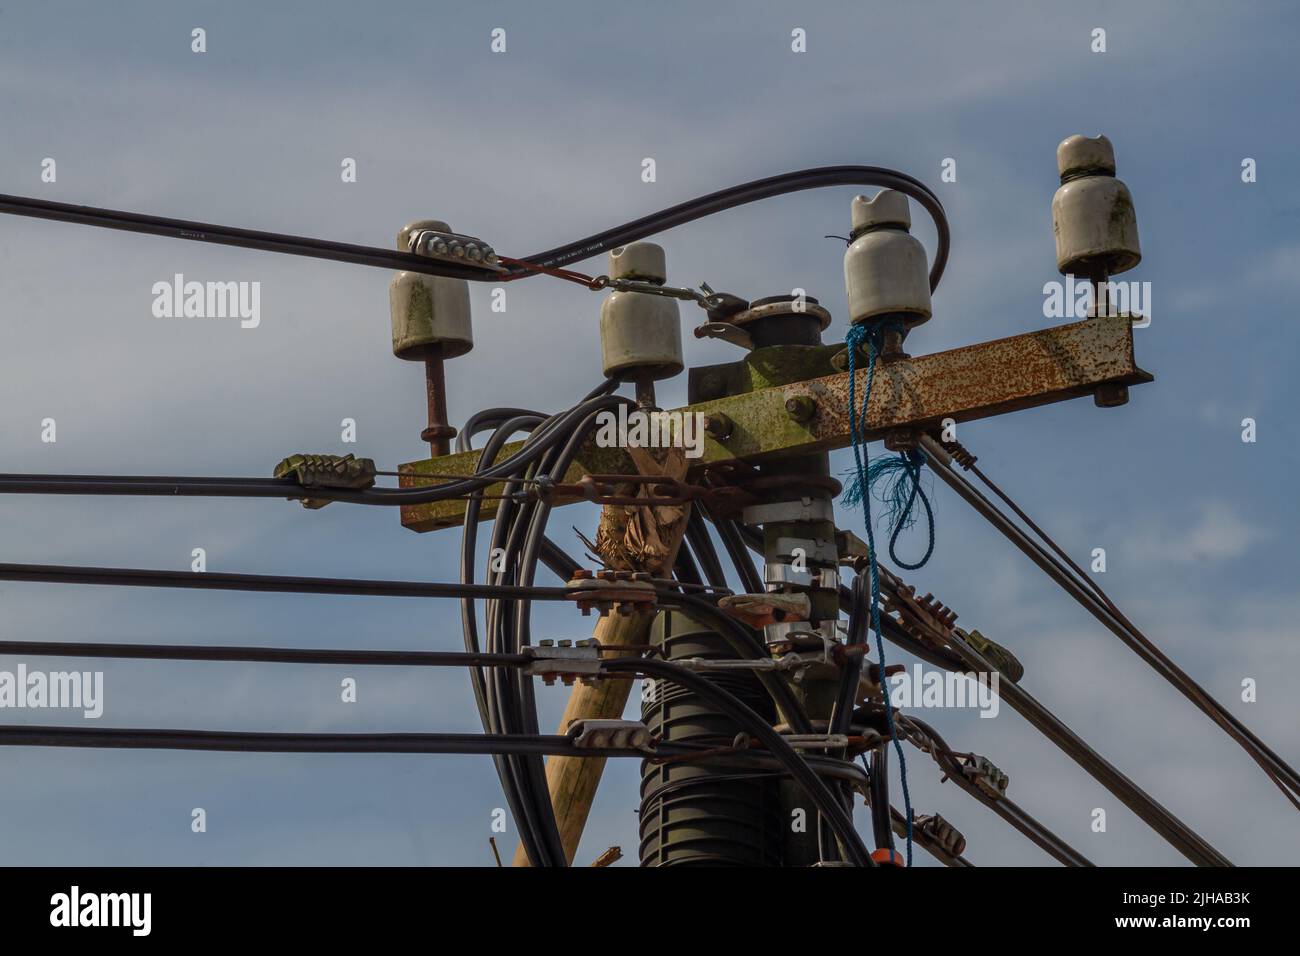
[542,474,709,508]
[763,619,839,649]
[408,227,503,269]
[775,536,839,566]
[274,453,377,510]
[964,755,1010,798]
[742,497,834,526]
[916,813,967,857]
[564,571,657,617]
[568,719,655,752]
[523,640,602,684]
[716,591,811,627]
[764,562,841,591]
[593,277,740,317]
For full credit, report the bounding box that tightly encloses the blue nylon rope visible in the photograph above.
[844,322,916,866]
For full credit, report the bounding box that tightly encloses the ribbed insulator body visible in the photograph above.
[639,610,781,866]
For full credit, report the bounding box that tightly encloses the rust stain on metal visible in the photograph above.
[400,317,1151,532]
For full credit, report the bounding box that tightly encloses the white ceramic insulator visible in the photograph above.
[389,219,473,359]
[1052,135,1141,277]
[843,191,932,328]
[599,242,683,380]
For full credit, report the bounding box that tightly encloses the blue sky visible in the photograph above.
[0,1,1297,865]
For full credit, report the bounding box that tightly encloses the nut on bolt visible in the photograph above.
[1094,382,1129,408]
[704,412,734,441]
[785,394,817,424]
[883,428,920,452]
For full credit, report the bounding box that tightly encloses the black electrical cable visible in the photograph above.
[921,437,1300,812]
[0,561,572,601]
[701,505,765,596]
[684,509,729,590]
[0,386,628,509]
[507,402,612,865]
[671,539,705,588]
[942,625,1230,867]
[869,746,896,853]
[656,590,812,736]
[829,569,872,737]
[0,639,526,669]
[471,392,631,867]
[477,414,569,866]
[0,726,656,758]
[863,591,1230,866]
[899,715,1094,867]
[737,512,1230,866]
[520,165,950,293]
[539,536,583,582]
[3,167,951,295]
[0,193,496,280]
[461,413,546,724]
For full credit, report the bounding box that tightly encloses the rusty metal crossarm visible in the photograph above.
[399,316,1150,532]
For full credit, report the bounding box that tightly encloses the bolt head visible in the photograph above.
[1094,383,1130,408]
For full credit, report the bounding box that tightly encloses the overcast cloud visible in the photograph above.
[0,1,1296,865]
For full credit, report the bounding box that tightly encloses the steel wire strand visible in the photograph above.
[918,436,1300,811]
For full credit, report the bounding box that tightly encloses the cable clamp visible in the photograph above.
[915,813,967,857]
[523,640,603,684]
[567,719,655,752]
[274,454,377,509]
[542,474,706,507]
[962,754,1010,798]
[716,591,811,628]
[407,227,504,270]
[564,571,657,617]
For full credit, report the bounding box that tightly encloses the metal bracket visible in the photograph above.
[764,562,841,591]
[399,316,1152,532]
[763,619,839,649]
[742,497,835,525]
